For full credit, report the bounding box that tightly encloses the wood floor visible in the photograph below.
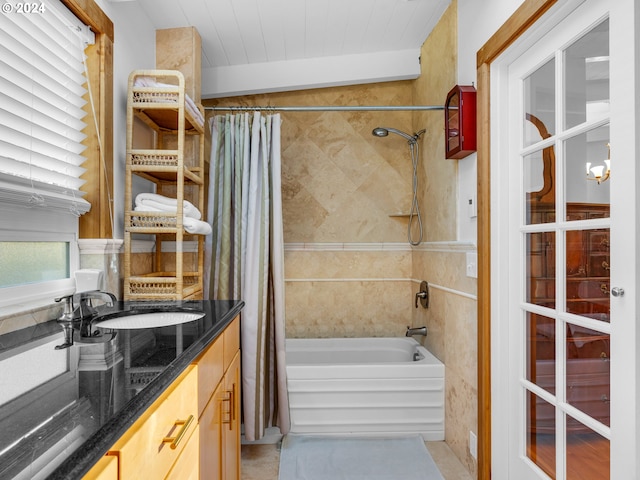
[528,433,609,479]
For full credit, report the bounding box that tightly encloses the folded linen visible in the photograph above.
[133,76,205,127]
[135,193,201,220]
[133,206,212,235]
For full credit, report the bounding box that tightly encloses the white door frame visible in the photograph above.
[489,0,639,478]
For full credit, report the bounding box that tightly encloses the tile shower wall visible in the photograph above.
[284,246,412,338]
[413,244,478,477]
[412,2,479,477]
[206,81,420,337]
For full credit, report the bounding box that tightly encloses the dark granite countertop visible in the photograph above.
[0,299,243,480]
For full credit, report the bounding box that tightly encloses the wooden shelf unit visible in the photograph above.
[124,70,206,300]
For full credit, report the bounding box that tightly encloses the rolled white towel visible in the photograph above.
[135,193,201,220]
[183,217,212,235]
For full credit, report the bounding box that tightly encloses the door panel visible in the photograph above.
[492,0,637,479]
[511,3,613,479]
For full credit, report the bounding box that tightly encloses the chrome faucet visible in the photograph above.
[54,294,76,349]
[406,325,428,337]
[54,290,117,349]
[75,290,116,321]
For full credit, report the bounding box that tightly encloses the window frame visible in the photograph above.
[0,207,78,310]
[0,0,113,313]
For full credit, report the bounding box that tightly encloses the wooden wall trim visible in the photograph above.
[62,0,115,239]
[61,0,114,42]
[475,1,557,479]
[477,0,558,66]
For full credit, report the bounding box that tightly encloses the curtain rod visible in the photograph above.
[204,105,445,112]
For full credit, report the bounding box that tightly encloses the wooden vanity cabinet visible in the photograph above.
[83,316,241,480]
[198,316,241,480]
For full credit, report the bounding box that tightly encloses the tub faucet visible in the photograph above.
[406,325,427,337]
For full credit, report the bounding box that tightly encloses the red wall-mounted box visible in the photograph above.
[445,85,477,159]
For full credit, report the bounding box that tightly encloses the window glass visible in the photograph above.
[0,242,69,288]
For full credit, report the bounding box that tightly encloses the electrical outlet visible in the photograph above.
[466,251,477,278]
[469,431,477,459]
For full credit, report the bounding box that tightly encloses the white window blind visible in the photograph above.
[0,0,95,215]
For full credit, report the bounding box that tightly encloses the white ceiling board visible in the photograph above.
[256,0,287,62]
[121,0,452,96]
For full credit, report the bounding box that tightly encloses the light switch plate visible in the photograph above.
[467,194,477,218]
[466,251,477,278]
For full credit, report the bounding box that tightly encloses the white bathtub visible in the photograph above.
[285,337,445,440]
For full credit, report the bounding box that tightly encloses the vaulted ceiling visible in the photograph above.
[126,0,451,98]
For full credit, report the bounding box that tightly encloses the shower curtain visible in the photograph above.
[205,112,290,441]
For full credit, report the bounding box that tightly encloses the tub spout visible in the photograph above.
[406,326,427,337]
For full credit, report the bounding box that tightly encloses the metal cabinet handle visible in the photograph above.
[163,415,194,450]
[222,383,236,430]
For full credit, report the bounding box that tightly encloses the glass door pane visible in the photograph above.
[566,419,610,480]
[565,228,610,318]
[566,326,610,426]
[564,19,610,129]
[526,390,556,478]
[527,232,556,308]
[525,59,555,147]
[564,125,610,222]
[527,313,556,394]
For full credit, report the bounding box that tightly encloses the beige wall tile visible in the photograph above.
[285,279,412,338]
[445,367,478,478]
[284,250,411,280]
[206,83,415,245]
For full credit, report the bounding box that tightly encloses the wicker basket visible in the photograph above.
[128,274,199,296]
[129,213,178,229]
[131,88,179,105]
[130,152,179,168]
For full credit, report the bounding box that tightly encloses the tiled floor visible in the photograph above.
[241,439,473,480]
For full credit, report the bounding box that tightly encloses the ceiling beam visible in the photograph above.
[201,49,421,98]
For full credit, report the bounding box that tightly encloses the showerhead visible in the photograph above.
[372,127,425,144]
[372,127,390,137]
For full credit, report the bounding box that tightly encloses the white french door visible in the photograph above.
[491,0,638,479]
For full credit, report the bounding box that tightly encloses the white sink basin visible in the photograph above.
[95,311,205,330]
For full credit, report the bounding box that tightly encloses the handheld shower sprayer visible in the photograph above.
[371,127,425,145]
[372,126,426,245]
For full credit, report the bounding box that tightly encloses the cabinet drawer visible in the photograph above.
[224,316,240,371]
[196,335,224,416]
[114,366,198,480]
[165,424,200,480]
[83,454,118,480]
